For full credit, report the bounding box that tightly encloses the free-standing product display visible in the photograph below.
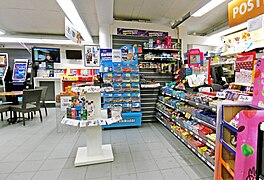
[61,86,122,166]
[101,45,142,128]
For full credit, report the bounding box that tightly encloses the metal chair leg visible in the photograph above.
[44,105,48,116]
[1,113,3,121]
[39,110,42,122]
[22,113,25,126]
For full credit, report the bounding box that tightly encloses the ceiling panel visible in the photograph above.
[77,0,99,35]
[0,0,61,11]
[181,0,230,35]
[0,9,64,34]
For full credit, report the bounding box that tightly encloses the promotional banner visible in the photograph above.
[65,17,81,43]
[117,28,168,37]
[84,46,100,67]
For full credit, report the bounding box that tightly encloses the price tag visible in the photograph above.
[187,145,191,148]
[192,148,195,152]
[212,108,216,112]
[72,120,80,127]
[216,91,226,98]
[185,112,191,119]
[201,157,206,161]
[238,95,253,102]
[80,121,87,127]
[198,154,201,158]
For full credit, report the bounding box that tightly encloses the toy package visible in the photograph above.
[112,63,122,72]
[113,93,122,103]
[131,103,141,112]
[122,63,131,72]
[131,92,141,102]
[130,73,139,82]
[122,83,131,92]
[103,73,112,83]
[131,83,140,92]
[122,103,131,112]
[113,73,122,82]
[104,93,113,103]
[123,92,131,102]
[122,73,131,82]
[113,82,122,92]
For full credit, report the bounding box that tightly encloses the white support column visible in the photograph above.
[99,24,111,49]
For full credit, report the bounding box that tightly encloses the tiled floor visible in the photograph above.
[0,108,213,180]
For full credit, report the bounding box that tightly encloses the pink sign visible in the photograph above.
[234,110,264,179]
[252,59,264,108]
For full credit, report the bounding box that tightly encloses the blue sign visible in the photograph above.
[100,49,112,61]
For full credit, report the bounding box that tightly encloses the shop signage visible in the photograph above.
[228,0,264,27]
[65,17,81,43]
[112,49,121,62]
[117,28,168,37]
[100,49,112,61]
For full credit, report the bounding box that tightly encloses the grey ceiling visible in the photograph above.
[0,0,230,37]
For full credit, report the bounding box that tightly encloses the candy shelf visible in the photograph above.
[156,116,215,170]
[143,47,181,51]
[156,108,215,150]
[158,99,216,130]
[162,92,217,112]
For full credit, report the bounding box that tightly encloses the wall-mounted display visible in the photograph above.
[84,45,100,67]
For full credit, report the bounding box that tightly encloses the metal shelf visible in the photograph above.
[221,140,236,155]
[222,122,238,133]
[158,100,216,130]
[143,47,181,51]
[156,116,215,170]
[156,108,215,150]
[163,93,217,112]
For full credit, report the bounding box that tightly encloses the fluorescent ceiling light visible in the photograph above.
[0,37,77,45]
[209,22,247,37]
[56,0,93,43]
[192,0,225,17]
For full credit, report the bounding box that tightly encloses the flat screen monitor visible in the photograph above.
[12,63,28,82]
[210,65,225,85]
[32,47,60,63]
[0,67,5,77]
[66,50,82,59]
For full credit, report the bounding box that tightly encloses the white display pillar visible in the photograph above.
[74,91,114,166]
[99,24,111,49]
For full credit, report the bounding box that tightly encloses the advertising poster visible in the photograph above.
[84,45,100,67]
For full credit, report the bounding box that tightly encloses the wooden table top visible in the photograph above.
[0,91,23,96]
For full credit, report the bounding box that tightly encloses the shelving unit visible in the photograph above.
[101,45,142,128]
[112,35,181,122]
[156,87,217,170]
[156,114,215,170]
[214,101,258,180]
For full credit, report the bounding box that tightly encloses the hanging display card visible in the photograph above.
[252,59,264,108]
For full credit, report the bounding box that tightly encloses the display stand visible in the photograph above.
[74,90,114,166]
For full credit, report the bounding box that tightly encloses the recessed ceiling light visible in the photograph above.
[192,0,225,17]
